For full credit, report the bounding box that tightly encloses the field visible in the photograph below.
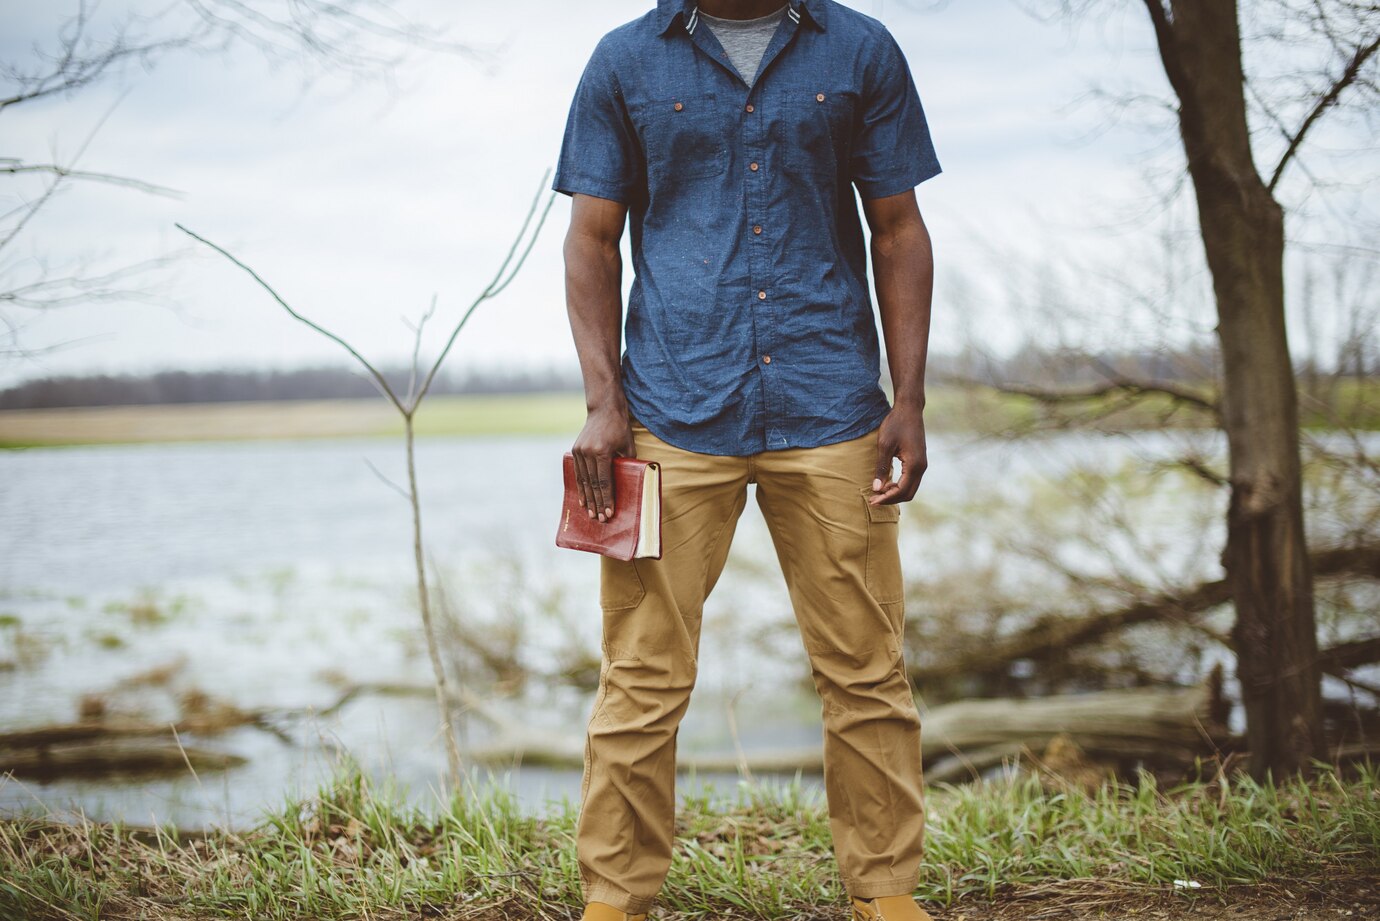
[0,380,1375,449]
[0,393,589,448]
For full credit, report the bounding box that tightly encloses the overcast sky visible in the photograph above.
[1,0,1373,388]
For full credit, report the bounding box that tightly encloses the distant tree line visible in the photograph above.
[0,364,584,410]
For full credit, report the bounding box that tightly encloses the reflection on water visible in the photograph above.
[0,429,1235,829]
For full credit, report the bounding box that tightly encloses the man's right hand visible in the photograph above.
[571,405,636,522]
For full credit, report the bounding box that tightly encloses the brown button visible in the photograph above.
[762,355,772,364]
[752,224,763,235]
[758,290,767,300]
[816,93,825,102]
[745,103,754,113]
[674,101,683,111]
[749,161,759,171]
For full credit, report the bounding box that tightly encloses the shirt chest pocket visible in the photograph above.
[633,92,730,182]
[775,87,856,180]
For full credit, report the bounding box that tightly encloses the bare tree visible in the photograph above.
[984,0,1379,778]
[175,170,557,786]
[1131,0,1376,781]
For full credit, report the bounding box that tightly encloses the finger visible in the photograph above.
[868,481,904,506]
[595,452,615,520]
[586,452,605,522]
[574,452,597,518]
[588,452,607,522]
[902,456,929,500]
[891,456,921,503]
[873,440,897,493]
[572,452,590,516]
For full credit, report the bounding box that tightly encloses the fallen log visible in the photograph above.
[0,695,281,782]
[923,744,1030,785]
[920,680,1226,767]
[0,716,252,750]
[0,681,501,783]
[461,677,1227,780]
[1,736,245,782]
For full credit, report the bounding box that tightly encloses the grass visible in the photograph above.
[403,393,588,437]
[1,759,1376,920]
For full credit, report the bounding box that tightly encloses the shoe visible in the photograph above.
[851,894,936,920]
[580,900,649,921]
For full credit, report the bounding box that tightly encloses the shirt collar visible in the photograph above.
[656,0,826,36]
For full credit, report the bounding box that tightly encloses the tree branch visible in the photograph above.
[0,161,182,198]
[174,170,557,417]
[411,169,556,408]
[1269,32,1380,193]
[172,223,406,414]
[941,372,1220,416]
[1319,636,1380,675]
[1139,0,1185,96]
[910,543,1380,689]
[0,0,487,115]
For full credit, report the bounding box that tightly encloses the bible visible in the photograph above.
[556,452,662,560]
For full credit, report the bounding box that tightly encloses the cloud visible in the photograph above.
[1,0,1366,387]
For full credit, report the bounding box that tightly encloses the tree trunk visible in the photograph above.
[1144,0,1325,778]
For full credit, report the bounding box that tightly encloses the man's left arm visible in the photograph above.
[862,189,934,506]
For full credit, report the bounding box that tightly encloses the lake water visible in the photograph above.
[1,426,1358,831]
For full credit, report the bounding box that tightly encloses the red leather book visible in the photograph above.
[556,452,662,560]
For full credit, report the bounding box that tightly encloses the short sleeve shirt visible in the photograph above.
[553,0,942,456]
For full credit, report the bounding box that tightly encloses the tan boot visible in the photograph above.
[851,894,936,921]
[580,900,649,921]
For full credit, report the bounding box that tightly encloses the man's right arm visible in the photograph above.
[564,191,634,523]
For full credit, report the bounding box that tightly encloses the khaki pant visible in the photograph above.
[576,418,926,914]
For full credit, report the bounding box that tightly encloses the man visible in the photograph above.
[553,0,941,918]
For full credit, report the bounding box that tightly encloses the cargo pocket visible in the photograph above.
[599,555,646,611]
[859,485,904,605]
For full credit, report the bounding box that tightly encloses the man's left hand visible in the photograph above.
[870,401,927,505]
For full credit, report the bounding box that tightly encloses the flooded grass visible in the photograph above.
[102,589,196,628]
[0,759,1376,920]
[0,616,56,670]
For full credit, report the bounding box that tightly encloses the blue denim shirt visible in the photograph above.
[553,0,941,456]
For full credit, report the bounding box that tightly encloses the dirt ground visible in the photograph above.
[78,876,1380,921]
[928,876,1380,921]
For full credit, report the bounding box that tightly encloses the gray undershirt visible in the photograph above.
[698,5,788,88]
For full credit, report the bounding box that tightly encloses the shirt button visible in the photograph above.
[752,224,763,235]
[816,93,825,102]
[749,161,759,171]
[674,101,683,111]
[758,290,767,300]
[745,103,754,112]
[762,355,772,364]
